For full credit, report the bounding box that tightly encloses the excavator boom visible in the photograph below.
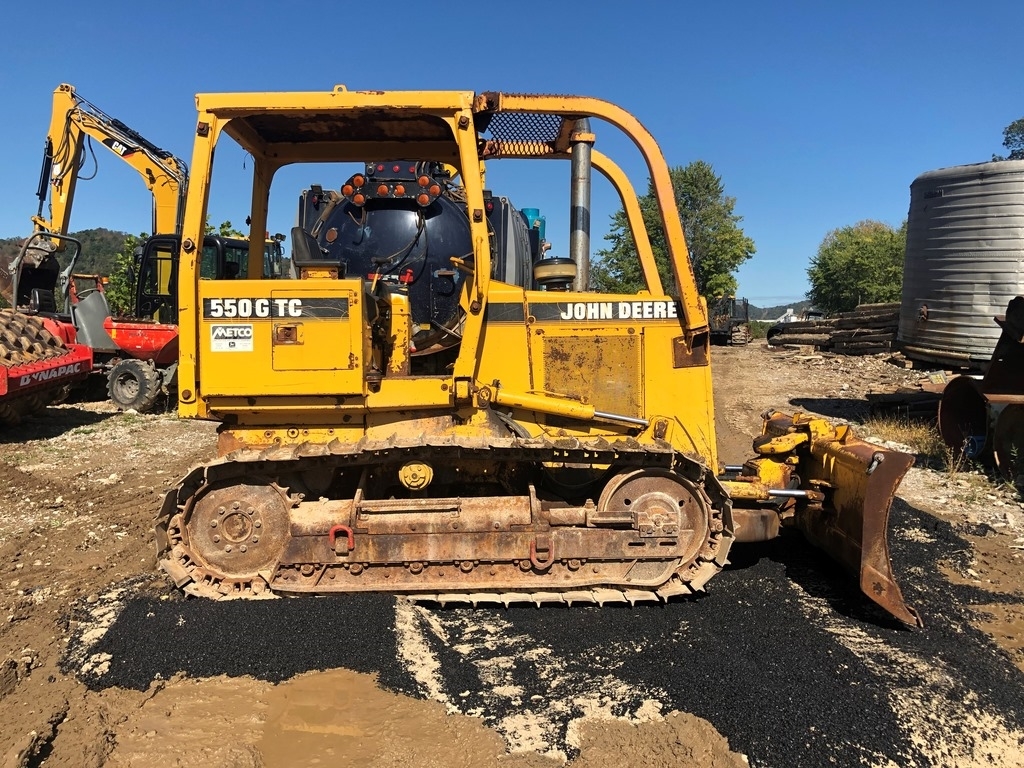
[33,82,187,238]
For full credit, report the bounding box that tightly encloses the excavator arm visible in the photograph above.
[33,83,188,238]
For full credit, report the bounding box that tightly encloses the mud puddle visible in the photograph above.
[103,668,745,768]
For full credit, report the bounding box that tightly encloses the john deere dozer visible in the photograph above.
[153,87,919,626]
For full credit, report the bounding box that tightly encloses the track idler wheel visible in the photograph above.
[182,481,292,591]
[597,468,712,566]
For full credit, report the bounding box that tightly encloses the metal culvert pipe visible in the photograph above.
[938,376,990,458]
[993,403,1024,483]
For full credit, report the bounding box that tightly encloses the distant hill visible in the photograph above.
[0,228,129,277]
[748,299,813,322]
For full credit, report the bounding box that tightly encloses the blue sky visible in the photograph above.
[1,0,1020,305]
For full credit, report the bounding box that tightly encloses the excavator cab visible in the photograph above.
[156,88,917,626]
[132,234,263,325]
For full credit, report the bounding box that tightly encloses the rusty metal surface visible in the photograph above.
[938,375,989,458]
[994,404,1024,481]
[671,333,710,369]
[938,296,1024,463]
[155,435,735,603]
[730,508,782,543]
[802,434,918,626]
[542,334,641,417]
[597,468,710,552]
[182,481,291,581]
[472,100,583,157]
[744,412,920,627]
[241,111,456,147]
[159,413,919,623]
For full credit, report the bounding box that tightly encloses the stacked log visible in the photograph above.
[768,318,837,347]
[830,302,900,355]
[769,302,900,355]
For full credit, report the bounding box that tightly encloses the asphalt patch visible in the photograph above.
[80,593,414,690]
[72,500,1024,767]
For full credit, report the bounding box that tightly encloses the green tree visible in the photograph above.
[207,220,245,237]
[69,228,129,275]
[997,118,1024,161]
[104,232,146,316]
[806,220,906,314]
[592,161,755,297]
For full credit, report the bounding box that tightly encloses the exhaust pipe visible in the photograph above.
[570,119,593,292]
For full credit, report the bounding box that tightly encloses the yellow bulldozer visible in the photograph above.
[153,87,919,626]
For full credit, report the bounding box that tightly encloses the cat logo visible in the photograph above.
[101,138,136,157]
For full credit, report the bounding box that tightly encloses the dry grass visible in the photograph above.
[860,415,966,473]
[860,415,1024,502]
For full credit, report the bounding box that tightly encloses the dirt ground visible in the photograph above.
[0,342,1021,767]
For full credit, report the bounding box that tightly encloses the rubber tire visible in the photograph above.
[107,359,161,413]
[0,308,71,426]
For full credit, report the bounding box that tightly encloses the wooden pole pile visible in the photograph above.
[830,302,900,355]
[768,317,837,347]
[769,302,901,355]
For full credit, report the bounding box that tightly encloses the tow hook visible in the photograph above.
[530,536,555,570]
[329,524,355,556]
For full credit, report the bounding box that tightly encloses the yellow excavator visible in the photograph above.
[8,83,287,412]
[153,87,919,626]
[32,83,187,240]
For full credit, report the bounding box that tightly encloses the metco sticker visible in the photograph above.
[210,324,254,352]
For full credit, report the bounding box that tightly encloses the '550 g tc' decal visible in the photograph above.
[202,298,349,319]
[204,298,302,319]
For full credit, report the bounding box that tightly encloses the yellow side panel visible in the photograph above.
[642,323,717,467]
[533,329,643,417]
[197,279,366,397]
[478,289,717,463]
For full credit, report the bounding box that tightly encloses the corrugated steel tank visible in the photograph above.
[898,160,1024,368]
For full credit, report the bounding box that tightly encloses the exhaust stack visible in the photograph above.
[570,119,593,292]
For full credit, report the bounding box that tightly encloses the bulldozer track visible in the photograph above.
[156,435,734,604]
[0,308,74,425]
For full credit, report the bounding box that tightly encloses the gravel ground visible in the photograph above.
[1,343,1023,767]
[80,498,1024,766]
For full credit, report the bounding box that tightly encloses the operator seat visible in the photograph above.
[290,226,346,278]
[30,289,57,314]
[16,250,60,309]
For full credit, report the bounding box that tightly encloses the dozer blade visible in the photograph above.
[795,427,921,627]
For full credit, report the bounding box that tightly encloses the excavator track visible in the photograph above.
[156,435,735,604]
[0,308,75,426]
